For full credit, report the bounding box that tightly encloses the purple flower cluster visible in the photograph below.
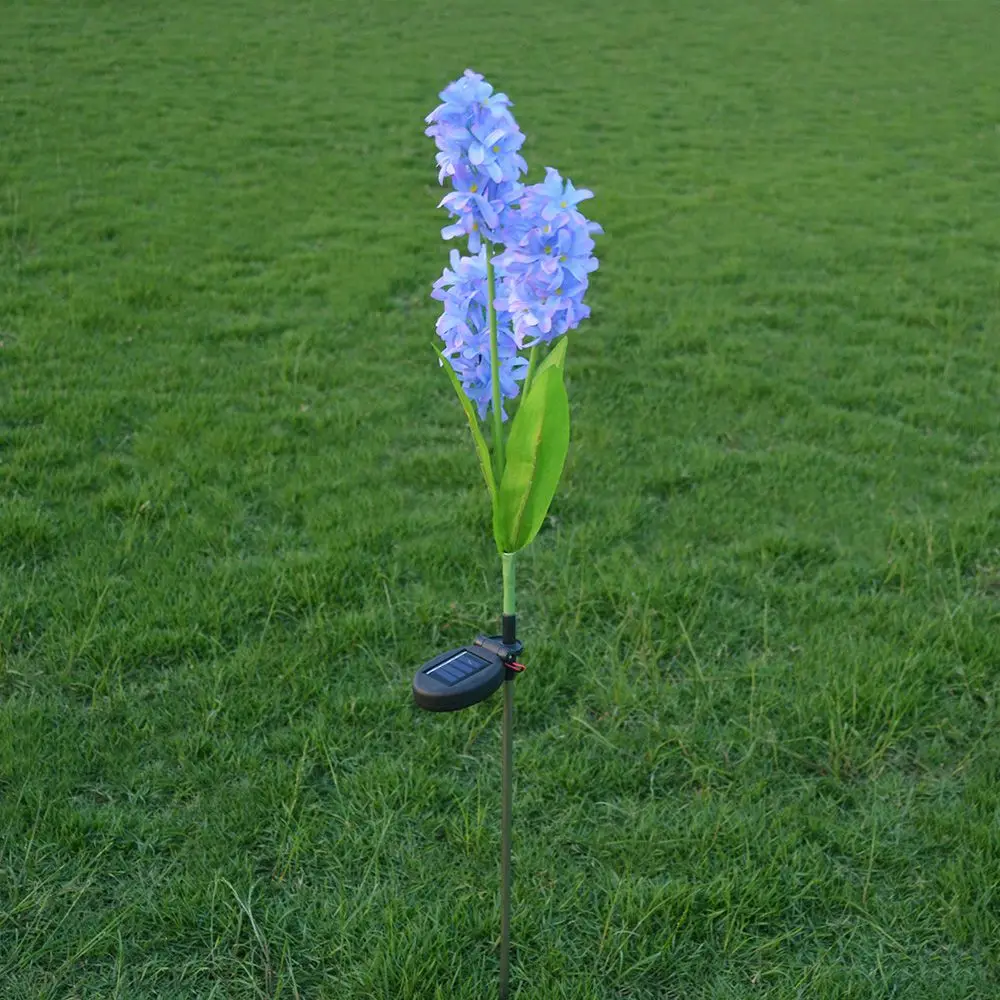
[425,70,527,253]
[431,249,529,421]
[427,71,600,420]
[496,168,603,346]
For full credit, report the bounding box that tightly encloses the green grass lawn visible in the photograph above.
[2,0,999,996]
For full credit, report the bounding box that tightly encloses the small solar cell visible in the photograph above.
[426,649,490,687]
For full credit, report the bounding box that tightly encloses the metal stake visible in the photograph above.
[499,663,514,999]
[499,548,517,1000]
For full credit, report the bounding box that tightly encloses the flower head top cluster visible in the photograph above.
[427,71,600,420]
[425,69,527,253]
[496,168,603,346]
[431,248,528,421]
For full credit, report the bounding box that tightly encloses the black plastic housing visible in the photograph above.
[412,636,523,712]
[413,645,504,712]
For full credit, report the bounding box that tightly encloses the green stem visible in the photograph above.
[520,344,540,403]
[502,551,516,616]
[485,242,505,483]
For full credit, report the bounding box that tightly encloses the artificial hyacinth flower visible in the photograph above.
[438,165,522,253]
[519,166,595,223]
[426,70,514,137]
[426,72,600,435]
[432,248,529,420]
[495,167,602,345]
[426,70,527,253]
[424,71,605,593]
[425,70,526,182]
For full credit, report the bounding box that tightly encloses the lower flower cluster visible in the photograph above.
[432,249,529,422]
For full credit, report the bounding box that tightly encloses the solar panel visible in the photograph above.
[425,649,491,687]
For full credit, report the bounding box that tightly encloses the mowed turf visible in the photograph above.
[2,1,999,997]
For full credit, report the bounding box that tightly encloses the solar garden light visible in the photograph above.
[414,70,602,1000]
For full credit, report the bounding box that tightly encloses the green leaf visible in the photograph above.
[493,364,570,553]
[534,335,569,379]
[434,345,497,503]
